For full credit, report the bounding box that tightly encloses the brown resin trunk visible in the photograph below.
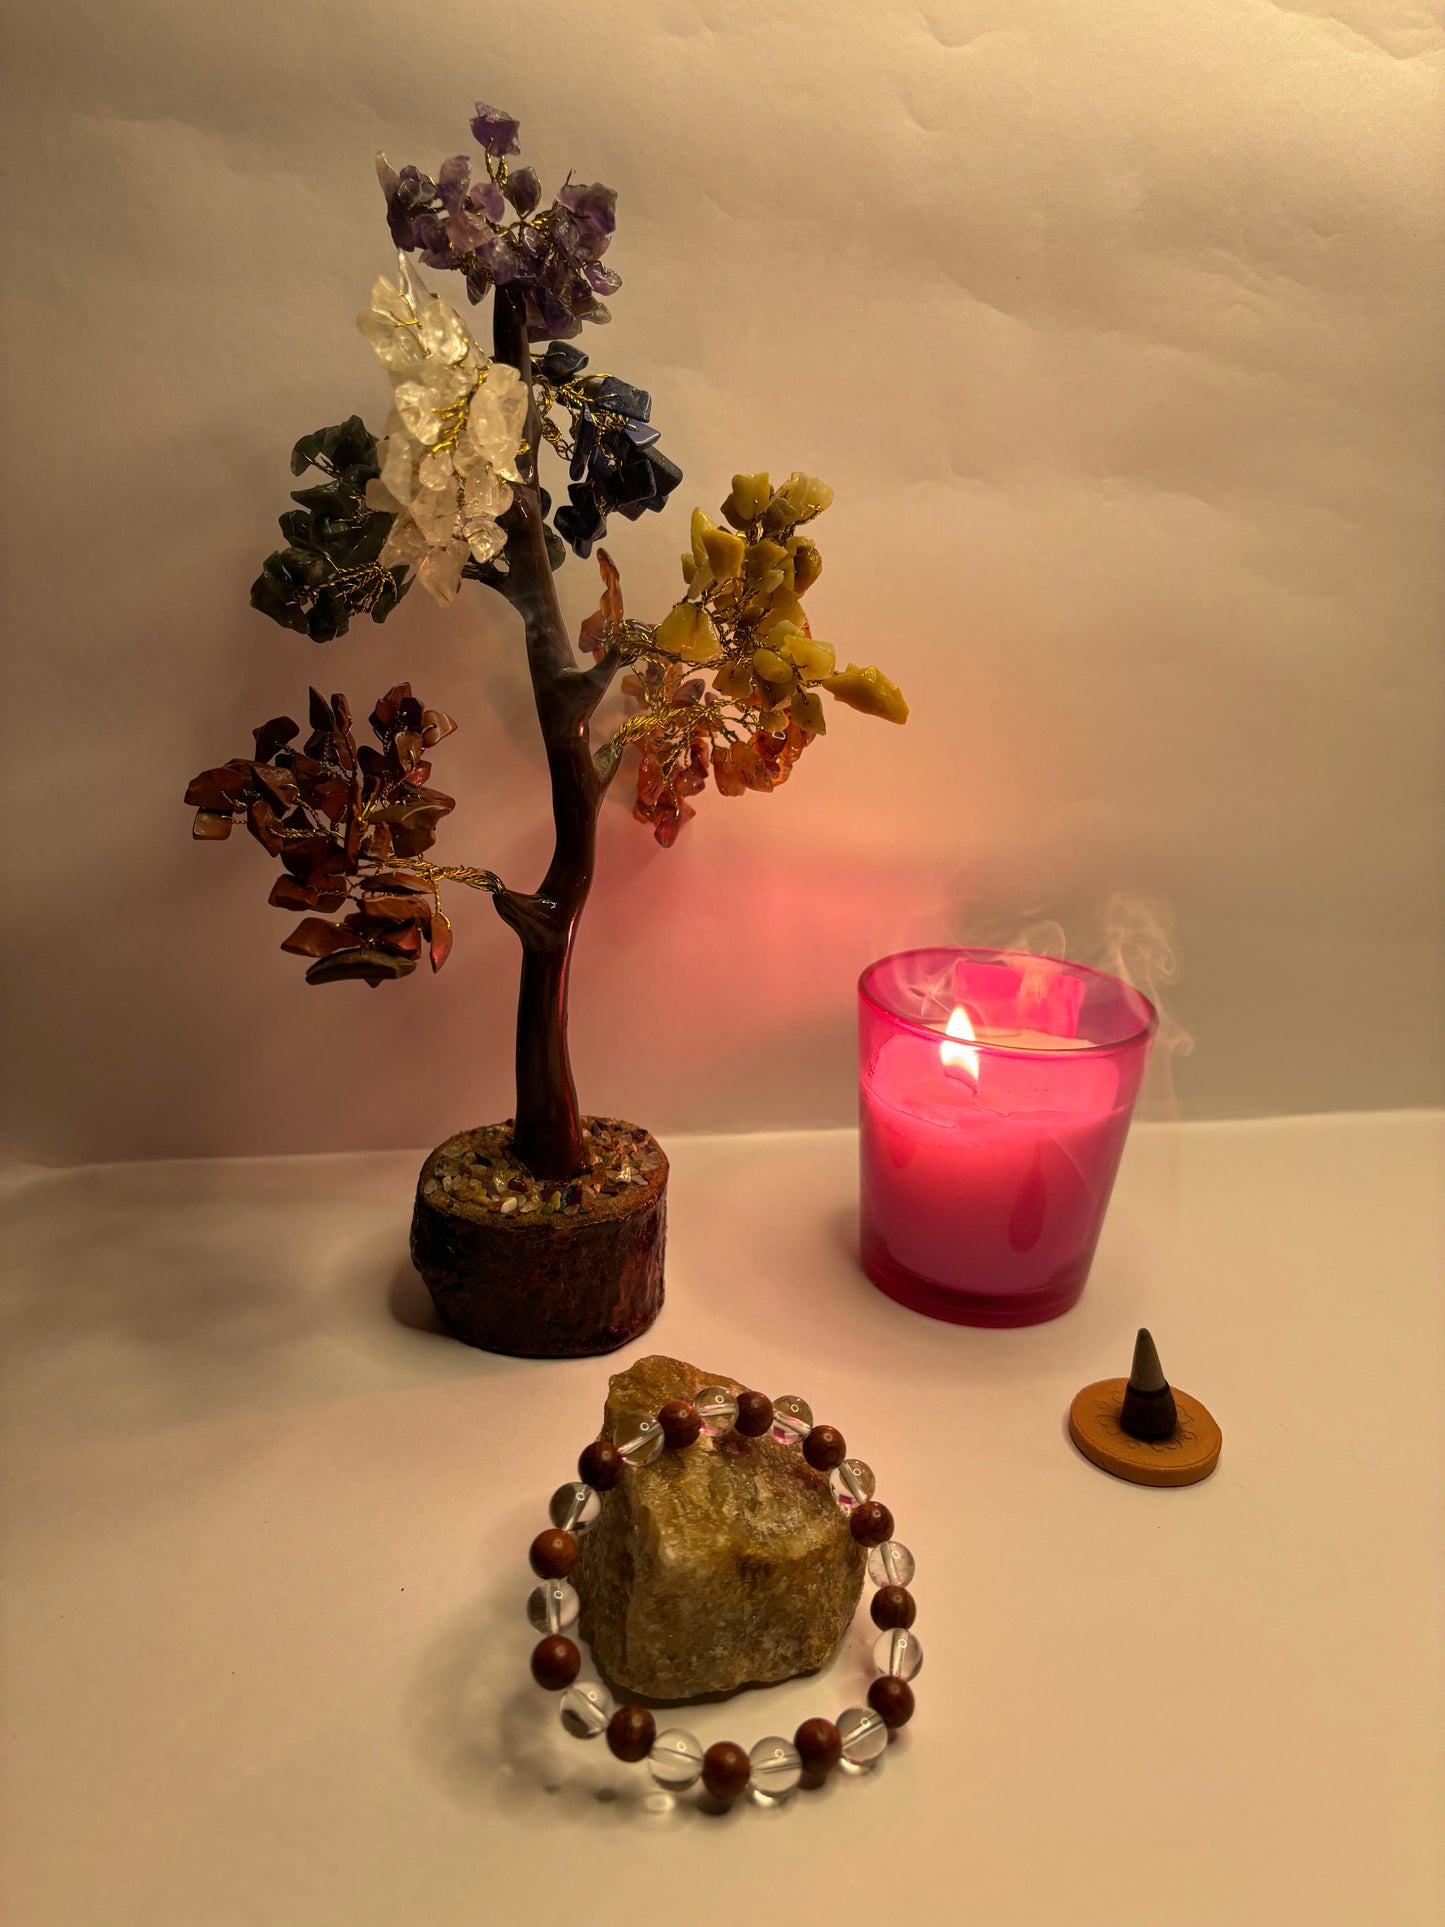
[408,289,666,1355]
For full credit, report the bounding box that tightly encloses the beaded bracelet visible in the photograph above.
[525,1385,921,1804]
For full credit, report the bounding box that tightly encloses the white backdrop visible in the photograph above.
[2,0,1441,1164]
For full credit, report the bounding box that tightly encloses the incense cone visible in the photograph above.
[1118,1329,1178,1440]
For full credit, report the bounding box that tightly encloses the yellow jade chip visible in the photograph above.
[789,540,823,595]
[765,471,834,531]
[653,600,720,663]
[751,646,795,687]
[822,664,909,724]
[689,507,715,567]
[701,526,746,580]
[712,658,756,700]
[779,631,836,681]
[758,590,807,636]
[727,472,772,523]
[791,688,826,735]
[744,539,789,578]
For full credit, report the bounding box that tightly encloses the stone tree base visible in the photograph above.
[409,1117,667,1357]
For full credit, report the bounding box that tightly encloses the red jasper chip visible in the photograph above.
[734,1390,774,1437]
[868,1675,915,1729]
[870,1585,917,1630]
[849,1500,895,1547]
[794,1716,843,1779]
[578,1439,624,1491]
[702,1740,751,1802]
[530,1635,580,1690]
[529,1528,579,1578]
[658,1399,702,1449]
[606,1704,657,1763]
[802,1424,846,1471]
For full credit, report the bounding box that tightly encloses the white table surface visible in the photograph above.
[3,1112,1442,1927]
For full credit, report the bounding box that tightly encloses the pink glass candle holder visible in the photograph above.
[858,947,1157,1327]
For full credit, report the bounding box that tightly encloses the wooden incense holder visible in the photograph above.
[1069,1378,1222,1486]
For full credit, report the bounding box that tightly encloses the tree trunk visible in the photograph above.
[489,288,608,1180]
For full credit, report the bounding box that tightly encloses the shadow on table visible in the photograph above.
[0,1160,526,1424]
[405,1585,884,1831]
[0,1163,333,1395]
[388,1258,446,1335]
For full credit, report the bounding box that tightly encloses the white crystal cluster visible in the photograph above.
[358,257,527,603]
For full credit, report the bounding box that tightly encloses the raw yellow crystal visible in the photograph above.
[822,663,909,724]
[573,1356,864,1698]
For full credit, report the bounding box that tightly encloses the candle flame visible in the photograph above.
[940,1004,980,1080]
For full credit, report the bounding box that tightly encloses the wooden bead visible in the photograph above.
[802,1423,846,1471]
[849,1499,895,1546]
[606,1704,656,1763]
[658,1399,702,1449]
[734,1390,774,1437]
[578,1439,624,1491]
[868,1675,915,1729]
[794,1716,843,1778]
[701,1739,751,1801]
[528,1528,579,1578]
[530,1635,580,1690]
[870,1584,917,1630]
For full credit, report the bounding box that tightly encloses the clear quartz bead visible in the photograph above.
[526,1579,580,1634]
[548,1481,601,1534]
[872,1626,924,1681]
[770,1394,813,1445]
[866,1540,916,1588]
[647,1728,704,1789]
[694,1386,739,1437]
[558,1681,612,1740]
[616,1413,664,1466]
[829,1457,876,1511]
[837,1704,889,1765]
[748,1736,802,1798]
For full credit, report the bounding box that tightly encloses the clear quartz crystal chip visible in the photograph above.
[526,1579,580,1634]
[872,1627,924,1681]
[548,1481,602,1534]
[748,1736,802,1798]
[770,1394,813,1446]
[616,1414,664,1466]
[866,1540,915,1588]
[837,1704,889,1765]
[647,1728,704,1789]
[694,1386,739,1437]
[559,1681,612,1739]
[829,1457,876,1511]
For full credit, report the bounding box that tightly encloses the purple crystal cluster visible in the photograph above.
[378,100,620,342]
[373,99,682,558]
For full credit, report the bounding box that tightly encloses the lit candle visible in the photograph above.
[858,949,1157,1327]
